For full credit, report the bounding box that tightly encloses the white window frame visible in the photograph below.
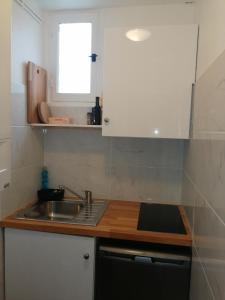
[46,11,99,106]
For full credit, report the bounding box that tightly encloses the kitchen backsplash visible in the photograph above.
[44,130,184,204]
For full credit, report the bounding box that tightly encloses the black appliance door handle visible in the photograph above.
[150,258,187,267]
[99,246,190,262]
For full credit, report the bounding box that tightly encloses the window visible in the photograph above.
[47,13,99,105]
[58,23,92,94]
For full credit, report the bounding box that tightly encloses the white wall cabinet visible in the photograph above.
[102,25,198,139]
[5,229,95,300]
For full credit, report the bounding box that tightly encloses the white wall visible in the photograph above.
[196,0,225,78]
[101,3,196,27]
[12,0,43,84]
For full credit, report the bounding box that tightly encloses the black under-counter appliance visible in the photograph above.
[95,203,191,300]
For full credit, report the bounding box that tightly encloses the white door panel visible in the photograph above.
[5,229,95,300]
[102,25,198,139]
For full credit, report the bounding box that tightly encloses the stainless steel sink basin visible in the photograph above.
[16,200,108,226]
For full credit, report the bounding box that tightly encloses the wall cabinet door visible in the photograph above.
[0,1,11,140]
[102,25,198,139]
[5,229,95,300]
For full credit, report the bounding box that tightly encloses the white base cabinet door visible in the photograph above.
[5,229,95,300]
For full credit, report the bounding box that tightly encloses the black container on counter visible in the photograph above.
[92,97,102,125]
[37,189,64,202]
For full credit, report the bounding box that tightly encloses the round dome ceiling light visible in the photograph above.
[126,28,151,42]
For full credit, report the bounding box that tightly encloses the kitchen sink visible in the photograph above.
[16,199,108,226]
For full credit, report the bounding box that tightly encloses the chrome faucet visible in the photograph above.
[59,185,93,204]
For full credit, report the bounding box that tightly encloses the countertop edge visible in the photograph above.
[1,200,192,247]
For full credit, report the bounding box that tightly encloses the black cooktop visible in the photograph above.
[137,203,186,234]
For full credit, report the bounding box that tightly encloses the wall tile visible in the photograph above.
[109,165,182,203]
[11,82,27,126]
[183,48,225,300]
[111,137,183,169]
[109,165,140,201]
[47,159,111,199]
[181,173,196,230]
[184,138,225,223]
[190,247,215,300]
[193,50,225,134]
[44,129,183,203]
[193,196,225,300]
[0,164,42,219]
[12,126,43,170]
[44,129,111,169]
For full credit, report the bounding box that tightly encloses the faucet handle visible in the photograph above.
[84,190,92,205]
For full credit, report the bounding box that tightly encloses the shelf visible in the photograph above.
[30,123,102,129]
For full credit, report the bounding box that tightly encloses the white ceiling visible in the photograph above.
[38,0,195,11]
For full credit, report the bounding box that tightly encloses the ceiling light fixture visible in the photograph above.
[126,28,151,42]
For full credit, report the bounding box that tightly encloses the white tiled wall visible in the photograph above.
[182,1,225,297]
[0,1,44,219]
[190,248,215,300]
[182,49,225,300]
[44,129,184,204]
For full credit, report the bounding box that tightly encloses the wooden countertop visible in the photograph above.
[1,201,192,247]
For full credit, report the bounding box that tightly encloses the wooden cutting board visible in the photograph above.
[27,61,47,123]
[38,102,51,124]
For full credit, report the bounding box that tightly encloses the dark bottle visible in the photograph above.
[92,97,102,125]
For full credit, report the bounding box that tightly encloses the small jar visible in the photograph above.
[87,112,93,125]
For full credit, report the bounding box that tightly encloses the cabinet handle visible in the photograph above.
[83,253,90,260]
[104,118,110,124]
